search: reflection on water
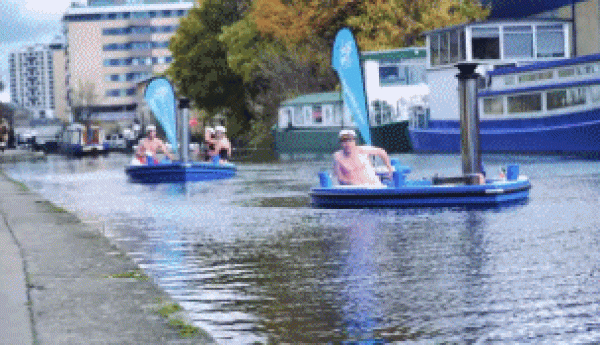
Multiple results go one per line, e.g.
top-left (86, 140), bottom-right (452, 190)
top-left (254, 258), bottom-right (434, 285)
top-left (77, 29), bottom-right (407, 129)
top-left (4, 153), bottom-right (600, 344)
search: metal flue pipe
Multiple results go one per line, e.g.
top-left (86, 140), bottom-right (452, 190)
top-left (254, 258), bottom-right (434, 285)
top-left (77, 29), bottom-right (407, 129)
top-left (456, 63), bottom-right (482, 176)
top-left (178, 97), bottom-right (190, 163)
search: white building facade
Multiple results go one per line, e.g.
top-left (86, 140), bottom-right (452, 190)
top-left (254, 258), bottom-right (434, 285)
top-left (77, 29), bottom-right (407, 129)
top-left (9, 44), bottom-right (58, 119)
top-left (62, 1), bottom-right (193, 123)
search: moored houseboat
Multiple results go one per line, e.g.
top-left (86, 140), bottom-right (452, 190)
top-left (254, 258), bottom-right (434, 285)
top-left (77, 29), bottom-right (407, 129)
top-left (407, 18), bottom-right (598, 154)
top-left (362, 48), bottom-right (429, 153)
top-left (58, 123), bottom-right (109, 156)
top-left (273, 92), bottom-right (355, 160)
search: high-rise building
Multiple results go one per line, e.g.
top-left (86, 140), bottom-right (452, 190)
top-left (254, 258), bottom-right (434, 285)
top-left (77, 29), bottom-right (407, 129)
top-left (9, 43), bottom-right (61, 120)
top-left (62, 1), bottom-right (193, 123)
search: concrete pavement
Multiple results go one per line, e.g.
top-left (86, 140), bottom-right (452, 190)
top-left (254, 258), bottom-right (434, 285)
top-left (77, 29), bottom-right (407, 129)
top-left (0, 170), bottom-right (215, 344)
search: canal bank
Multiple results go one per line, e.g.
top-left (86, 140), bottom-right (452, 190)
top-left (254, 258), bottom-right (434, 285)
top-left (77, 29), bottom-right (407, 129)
top-left (0, 170), bottom-right (215, 344)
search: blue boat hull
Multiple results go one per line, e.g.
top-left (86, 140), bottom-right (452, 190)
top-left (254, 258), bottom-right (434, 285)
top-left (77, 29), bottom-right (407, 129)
top-left (409, 110), bottom-right (600, 155)
top-left (125, 162), bottom-right (236, 183)
top-left (310, 179), bottom-right (531, 208)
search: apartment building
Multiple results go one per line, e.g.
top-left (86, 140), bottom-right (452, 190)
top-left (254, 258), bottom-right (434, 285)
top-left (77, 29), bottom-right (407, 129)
top-left (62, 1), bottom-right (193, 123)
top-left (9, 43), bottom-right (62, 120)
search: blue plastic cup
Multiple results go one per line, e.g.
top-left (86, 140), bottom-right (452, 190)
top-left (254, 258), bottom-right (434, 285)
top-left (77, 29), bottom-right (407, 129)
top-left (212, 155), bottom-right (220, 164)
top-left (318, 171), bottom-right (332, 188)
top-left (507, 164), bottom-right (519, 180)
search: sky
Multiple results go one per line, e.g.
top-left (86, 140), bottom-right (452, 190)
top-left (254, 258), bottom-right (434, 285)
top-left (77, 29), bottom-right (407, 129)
top-left (0, 0), bottom-right (79, 102)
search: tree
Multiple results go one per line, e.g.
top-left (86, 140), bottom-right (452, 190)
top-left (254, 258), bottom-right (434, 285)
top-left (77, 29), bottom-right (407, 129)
top-left (168, 0), bottom-right (252, 139)
top-left (69, 80), bottom-right (98, 124)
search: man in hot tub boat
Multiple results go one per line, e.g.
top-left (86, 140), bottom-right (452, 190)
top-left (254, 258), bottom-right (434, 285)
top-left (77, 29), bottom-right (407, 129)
top-left (132, 125), bottom-right (174, 165)
top-left (333, 129), bottom-right (394, 187)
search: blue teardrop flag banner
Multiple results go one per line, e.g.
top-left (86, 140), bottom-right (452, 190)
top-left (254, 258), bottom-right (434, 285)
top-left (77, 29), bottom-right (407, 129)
top-left (144, 77), bottom-right (177, 152)
top-left (332, 28), bottom-right (371, 145)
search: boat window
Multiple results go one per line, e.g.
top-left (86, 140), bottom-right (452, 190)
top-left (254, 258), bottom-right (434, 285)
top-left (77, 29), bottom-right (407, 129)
top-left (293, 107), bottom-right (303, 125)
top-left (547, 87), bottom-right (586, 110)
top-left (302, 106), bottom-right (311, 125)
top-left (371, 100), bottom-right (393, 125)
top-left (483, 97), bottom-right (504, 115)
top-left (507, 93), bottom-right (542, 113)
top-left (518, 71), bottom-right (553, 83)
top-left (439, 32), bottom-right (449, 64)
top-left (459, 30), bottom-right (466, 61)
top-left (504, 25), bottom-right (533, 59)
top-left (472, 27), bottom-right (500, 60)
top-left (313, 105), bottom-right (323, 124)
top-left (558, 67), bottom-right (576, 78)
top-left (449, 30), bottom-right (460, 63)
top-left (536, 25), bottom-right (565, 58)
top-left (590, 85), bottom-right (600, 103)
top-left (408, 65), bottom-right (427, 84)
top-left (323, 105), bottom-right (335, 125)
top-left (578, 63), bottom-right (600, 75)
top-left (430, 34), bottom-right (440, 66)
top-left (379, 65), bottom-right (407, 85)
top-left (504, 76), bottom-right (516, 86)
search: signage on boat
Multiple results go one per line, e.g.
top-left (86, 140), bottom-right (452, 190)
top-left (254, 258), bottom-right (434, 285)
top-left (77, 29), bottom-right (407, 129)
top-left (144, 77), bottom-right (177, 152)
top-left (332, 28), bottom-right (372, 145)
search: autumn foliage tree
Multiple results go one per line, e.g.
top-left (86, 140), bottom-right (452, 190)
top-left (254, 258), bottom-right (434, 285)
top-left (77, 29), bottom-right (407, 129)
top-left (170, 0), bottom-right (489, 145)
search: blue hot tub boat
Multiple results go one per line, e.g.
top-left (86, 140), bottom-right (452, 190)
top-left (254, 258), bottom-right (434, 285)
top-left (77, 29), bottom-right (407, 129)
top-left (317, 30), bottom-right (531, 209)
top-left (125, 160), bottom-right (236, 184)
top-left (310, 164), bottom-right (531, 208)
top-left (125, 78), bottom-right (237, 184)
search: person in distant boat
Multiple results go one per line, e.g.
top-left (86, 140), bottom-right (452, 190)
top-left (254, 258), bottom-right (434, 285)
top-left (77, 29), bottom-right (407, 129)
top-left (134, 125), bottom-right (174, 164)
top-left (207, 125), bottom-right (231, 163)
top-left (203, 127), bottom-right (216, 161)
top-left (333, 129), bottom-right (394, 186)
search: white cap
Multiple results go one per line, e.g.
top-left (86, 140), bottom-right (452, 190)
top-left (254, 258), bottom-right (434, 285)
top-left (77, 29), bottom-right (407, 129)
top-left (206, 127), bottom-right (215, 133)
top-left (338, 129), bottom-right (356, 139)
top-left (215, 125), bottom-right (226, 133)
top-left (146, 125), bottom-right (156, 132)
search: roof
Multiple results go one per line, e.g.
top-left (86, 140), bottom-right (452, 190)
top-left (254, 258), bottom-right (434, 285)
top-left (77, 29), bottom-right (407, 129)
top-left (361, 48), bottom-right (427, 62)
top-left (423, 17), bottom-right (570, 35)
top-left (484, 0), bottom-right (587, 19)
top-left (281, 92), bottom-right (342, 106)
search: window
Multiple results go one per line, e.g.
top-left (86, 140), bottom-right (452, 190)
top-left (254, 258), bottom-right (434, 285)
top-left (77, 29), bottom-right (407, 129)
top-left (590, 86), bottom-right (600, 103)
top-left (449, 30), bottom-right (460, 63)
top-left (536, 25), bottom-right (565, 58)
top-left (133, 11), bottom-right (149, 19)
top-left (371, 100), bottom-right (393, 125)
top-left (408, 65), bottom-right (426, 84)
top-left (302, 106), bottom-right (312, 124)
top-left (106, 89), bottom-right (120, 97)
top-left (508, 93), bottom-right (542, 113)
top-left (547, 88), bottom-right (586, 110)
top-left (472, 27), bottom-right (500, 60)
top-left (430, 34), bottom-right (440, 66)
top-left (439, 32), bottom-right (449, 64)
top-left (313, 105), bottom-right (323, 124)
top-left (379, 65), bottom-right (407, 85)
top-left (293, 107), bottom-right (303, 125)
top-left (504, 25), bottom-right (533, 59)
top-left (483, 97), bottom-right (504, 115)
top-left (518, 71), bottom-right (553, 83)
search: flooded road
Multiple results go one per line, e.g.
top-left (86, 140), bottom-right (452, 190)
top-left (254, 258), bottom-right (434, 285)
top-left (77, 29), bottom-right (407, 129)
top-left (4, 153), bottom-right (600, 344)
